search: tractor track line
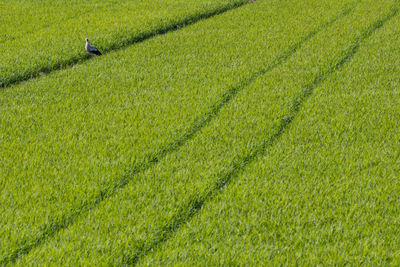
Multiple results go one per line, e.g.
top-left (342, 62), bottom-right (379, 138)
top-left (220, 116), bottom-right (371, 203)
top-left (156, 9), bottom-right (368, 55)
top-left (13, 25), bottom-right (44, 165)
top-left (125, 6), bottom-right (398, 266)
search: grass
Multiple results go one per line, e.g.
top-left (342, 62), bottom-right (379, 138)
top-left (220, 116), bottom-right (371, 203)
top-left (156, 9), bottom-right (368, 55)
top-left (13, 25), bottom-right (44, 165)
top-left (0, 0), bottom-right (247, 88)
top-left (1, 0), bottom-right (399, 265)
top-left (138, 3), bottom-right (400, 266)
top-left (6, 0), bottom-right (398, 265)
top-left (1, 0), bottom-right (359, 264)
top-left (0, 0), bottom-right (124, 43)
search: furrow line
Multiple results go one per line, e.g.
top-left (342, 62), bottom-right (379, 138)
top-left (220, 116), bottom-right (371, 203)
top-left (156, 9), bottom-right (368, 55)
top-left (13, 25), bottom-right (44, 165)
top-left (0, 0), bottom-right (248, 90)
top-left (0, 2), bottom-right (359, 265)
top-left (125, 6), bottom-right (398, 266)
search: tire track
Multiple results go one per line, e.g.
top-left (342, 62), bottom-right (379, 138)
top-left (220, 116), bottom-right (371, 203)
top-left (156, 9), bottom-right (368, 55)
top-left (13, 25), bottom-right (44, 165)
top-left (125, 6), bottom-right (398, 266)
top-left (0, 1), bottom-right (359, 264)
top-left (0, 0), bottom-right (249, 89)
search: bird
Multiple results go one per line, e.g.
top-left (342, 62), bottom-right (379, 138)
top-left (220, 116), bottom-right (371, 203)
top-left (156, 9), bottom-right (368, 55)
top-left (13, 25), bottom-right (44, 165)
top-left (85, 38), bottom-right (102, 56)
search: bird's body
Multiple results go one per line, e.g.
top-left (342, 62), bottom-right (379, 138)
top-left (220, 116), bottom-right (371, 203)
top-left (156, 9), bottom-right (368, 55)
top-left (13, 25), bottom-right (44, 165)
top-left (85, 38), bottom-right (102, 56)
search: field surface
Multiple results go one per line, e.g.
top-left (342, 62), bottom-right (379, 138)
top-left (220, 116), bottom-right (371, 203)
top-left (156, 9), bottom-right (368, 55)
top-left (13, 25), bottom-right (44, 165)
top-left (1, 0), bottom-right (399, 265)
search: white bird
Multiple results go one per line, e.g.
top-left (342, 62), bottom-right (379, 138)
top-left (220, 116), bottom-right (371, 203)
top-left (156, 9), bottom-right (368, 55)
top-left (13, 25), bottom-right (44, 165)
top-left (85, 38), bottom-right (102, 56)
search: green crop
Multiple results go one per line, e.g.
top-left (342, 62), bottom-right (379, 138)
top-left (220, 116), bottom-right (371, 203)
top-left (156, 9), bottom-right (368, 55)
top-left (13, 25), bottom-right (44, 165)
top-left (0, 0), bottom-right (118, 43)
top-left (0, 0), bottom-right (247, 87)
top-left (1, 0), bottom-right (399, 265)
top-left (1, 0), bottom-right (358, 264)
top-left (139, 3), bottom-right (400, 267)
top-left (7, 0), bottom-right (398, 265)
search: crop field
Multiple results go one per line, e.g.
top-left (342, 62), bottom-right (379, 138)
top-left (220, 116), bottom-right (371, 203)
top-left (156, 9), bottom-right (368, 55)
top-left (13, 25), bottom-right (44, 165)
top-left (1, 0), bottom-right (399, 265)
top-left (0, 0), bottom-right (247, 87)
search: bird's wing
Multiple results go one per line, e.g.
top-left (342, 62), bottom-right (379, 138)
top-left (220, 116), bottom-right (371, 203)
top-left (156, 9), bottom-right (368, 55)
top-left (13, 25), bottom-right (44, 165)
top-left (87, 44), bottom-right (100, 53)
top-left (93, 50), bottom-right (102, 56)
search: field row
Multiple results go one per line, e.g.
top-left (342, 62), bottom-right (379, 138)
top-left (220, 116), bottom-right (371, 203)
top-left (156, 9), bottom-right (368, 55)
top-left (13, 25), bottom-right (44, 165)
top-left (1, 0), bottom-right (359, 263)
top-left (0, 0), bottom-right (247, 87)
top-left (0, 0), bottom-right (115, 43)
top-left (2, 0), bottom-right (399, 264)
top-left (140, 8), bottom-right (400, 265)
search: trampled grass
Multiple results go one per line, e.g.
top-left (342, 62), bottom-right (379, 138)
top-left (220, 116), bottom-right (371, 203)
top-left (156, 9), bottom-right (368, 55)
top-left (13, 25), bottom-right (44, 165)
top-left (1, 0), bottom-right (399, 265)
top-left (0, 0), bottom-right (247, 88)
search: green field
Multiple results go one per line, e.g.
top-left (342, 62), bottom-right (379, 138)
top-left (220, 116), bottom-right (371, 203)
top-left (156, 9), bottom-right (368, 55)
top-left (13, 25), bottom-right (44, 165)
top-left (1, 0), bottom-right (400, 265)
top-left (0, 0), bottom-right (247, 87)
